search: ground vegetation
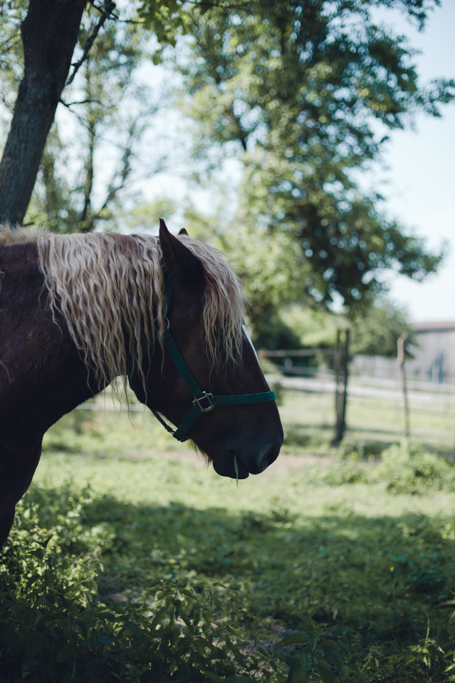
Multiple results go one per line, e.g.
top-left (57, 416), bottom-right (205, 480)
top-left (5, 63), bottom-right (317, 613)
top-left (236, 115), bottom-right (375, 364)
top-left (2, 392), bottom-right (455, 681)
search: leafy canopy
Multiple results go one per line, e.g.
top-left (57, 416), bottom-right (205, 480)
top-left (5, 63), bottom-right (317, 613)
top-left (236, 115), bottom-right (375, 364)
top-left (1, 0), bottom-right (451, 318)
top-left (176, 0), bottom-right (453, 311)
top-left (281, 297), bottom-right (416, 356)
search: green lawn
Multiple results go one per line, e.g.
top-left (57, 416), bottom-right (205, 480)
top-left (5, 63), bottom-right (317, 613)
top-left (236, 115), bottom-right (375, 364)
top-left (278, 388), bottom-right (455, 456)
top-left (2, 390), bottom-right (455, 681)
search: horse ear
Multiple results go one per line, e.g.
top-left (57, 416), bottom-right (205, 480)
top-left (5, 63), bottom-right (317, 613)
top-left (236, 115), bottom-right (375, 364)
top-left (159, 219), bottom-right (203, 285)
top-left (178, 228), bottom-right (188, 236)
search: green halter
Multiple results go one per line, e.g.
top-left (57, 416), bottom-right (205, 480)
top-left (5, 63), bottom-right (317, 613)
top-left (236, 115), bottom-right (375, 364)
top-left (150, 273), bottom-right (276, 442)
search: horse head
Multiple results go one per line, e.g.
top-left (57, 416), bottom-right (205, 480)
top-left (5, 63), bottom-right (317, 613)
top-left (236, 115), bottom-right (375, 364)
top-left (128, 220), bottom-right (283, 479)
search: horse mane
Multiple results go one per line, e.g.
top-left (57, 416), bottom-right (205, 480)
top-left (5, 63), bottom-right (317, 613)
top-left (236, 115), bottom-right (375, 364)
top-left (0, 225), bottom-right (245, 398)
top-left (0, 223), bottom-right (42, 246)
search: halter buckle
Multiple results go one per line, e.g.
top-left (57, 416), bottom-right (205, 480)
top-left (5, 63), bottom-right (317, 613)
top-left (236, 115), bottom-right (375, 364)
top-left (193, 391), bottom-right (215, 413)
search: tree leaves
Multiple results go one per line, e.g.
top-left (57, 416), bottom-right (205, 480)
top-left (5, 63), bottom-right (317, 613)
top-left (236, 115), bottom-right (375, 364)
top-left (0, 487), bottom-right (286, 681)
top-left (316, 660), bottom-right (336, 683)
top-left (176, 0), bottom-right (452, 311)
top-left (286, 654), bottom-right (308, 683)
top-left (137, 0), bottom-right (185, 46)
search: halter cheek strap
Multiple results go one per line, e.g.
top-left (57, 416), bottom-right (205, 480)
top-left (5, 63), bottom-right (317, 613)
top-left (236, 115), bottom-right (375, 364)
top-left (151, 273), bottom-right (276, 442)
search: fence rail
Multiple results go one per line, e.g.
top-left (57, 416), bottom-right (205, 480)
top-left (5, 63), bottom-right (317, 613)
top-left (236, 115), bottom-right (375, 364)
top-left (72, 340), bottom-right (455, 448)
top-left (261, 348), bottom-right (334, 358)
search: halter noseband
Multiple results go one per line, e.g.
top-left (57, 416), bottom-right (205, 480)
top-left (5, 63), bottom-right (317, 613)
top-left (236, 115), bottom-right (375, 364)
top-left (149, 273), bottom-right (276, 442)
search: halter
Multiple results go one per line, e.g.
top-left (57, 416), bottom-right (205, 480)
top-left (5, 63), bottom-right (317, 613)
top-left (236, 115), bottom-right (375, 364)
top-left (149, 273), bottom-right (276, 442)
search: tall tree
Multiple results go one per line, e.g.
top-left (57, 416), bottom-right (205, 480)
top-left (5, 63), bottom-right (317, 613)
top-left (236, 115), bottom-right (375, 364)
top-left (0, 0), bottom-right (192, 226)
top-left (177, 0), bottom-right (454, 312)
top-left (25, 13), bottom-right (167, 233)
top-left (0, 0), bottom-right (88, 224)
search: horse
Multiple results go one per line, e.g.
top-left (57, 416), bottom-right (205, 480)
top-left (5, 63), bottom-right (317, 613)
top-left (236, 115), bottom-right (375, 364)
top-left (0, 220), bottom-right (283, 548)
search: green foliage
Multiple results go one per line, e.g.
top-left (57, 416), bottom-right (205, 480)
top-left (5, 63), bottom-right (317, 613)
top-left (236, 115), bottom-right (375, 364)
top-left (261, 296), bottom-right (414, 357)
top-left (1, 487), bottom-right (284, 682)
top-left (372, 443), bottom-right (455, 494)
top-left (112, 197), bottom-right (179, 233)
top-left (251, 312), bottom-right (303, 351)
top-left (183, 209), bottom-right (313, 331)
top-left (280, 306), bottom-right (340, 350)
top-left (0, 1), bottom-right (169, 234)
top-left (176, 0), bottom-right (452, 311)
top-left (1, 482), bottom-right (351, 683)
top-left (312, 446), bottom-right (369, 486)
top-left (13, 449), bottom-right (455, 683)
top-left (349, 299), bottom-right (417, 357)
top-left (6, 397), bottom-right (455, 680)
top-left (220, 223), bottom-right (311, 328)
top-left (138, 0), bottom-right (186, 48)
top-left (276, 615), bottom-right (350, 682)
top-left (0, 1), bottom-right (27, 109)
top-left (305, 442), bottom-right (455, 493)
top-left (41, 403), bottom-right (184, 455)
top-left (181, 200), bottom-right (315, 344)
top-left (0, 487), bottom-right (102, 605)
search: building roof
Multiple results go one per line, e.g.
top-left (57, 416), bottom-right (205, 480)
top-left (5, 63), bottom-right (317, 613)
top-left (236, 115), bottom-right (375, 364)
top-left (413, 321), bottom-right (455, 332)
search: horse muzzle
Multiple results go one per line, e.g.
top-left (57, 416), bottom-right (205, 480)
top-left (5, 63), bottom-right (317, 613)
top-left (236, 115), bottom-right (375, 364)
top-left (213, 434), bottom-right (282, 479)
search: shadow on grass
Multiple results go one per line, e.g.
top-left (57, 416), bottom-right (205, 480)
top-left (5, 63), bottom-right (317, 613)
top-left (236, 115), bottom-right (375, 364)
top-left (283, 422), bottom-right (334, 449)
top-left (284, 421), bottom-right (400, 452)
top-left (51, 491), bottom-right (452, 662)
top-left (7, 481), bottom-right (455, 679)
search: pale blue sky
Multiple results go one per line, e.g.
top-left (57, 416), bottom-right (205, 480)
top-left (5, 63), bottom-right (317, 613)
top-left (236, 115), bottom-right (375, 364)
top-left (377, 0), bottom-right (455, 321)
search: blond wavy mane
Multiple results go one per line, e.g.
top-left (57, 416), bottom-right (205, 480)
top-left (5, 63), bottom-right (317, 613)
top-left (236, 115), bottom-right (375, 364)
top-left (0, 226), bottom-right (244, 397)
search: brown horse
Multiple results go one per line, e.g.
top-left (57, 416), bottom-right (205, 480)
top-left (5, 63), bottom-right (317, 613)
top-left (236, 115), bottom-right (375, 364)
top-left (0, 220), bottom-right (282, 548)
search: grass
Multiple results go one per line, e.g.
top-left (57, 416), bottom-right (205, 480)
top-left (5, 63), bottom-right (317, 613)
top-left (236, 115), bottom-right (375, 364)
top-left (3, 389), bottom-right (455, 681)
top-left (278, 388), bottom-right (455, 456)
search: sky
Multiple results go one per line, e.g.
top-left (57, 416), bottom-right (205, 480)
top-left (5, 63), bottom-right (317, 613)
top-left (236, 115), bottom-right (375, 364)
top-left (374, 1), bottom-right (455, 322)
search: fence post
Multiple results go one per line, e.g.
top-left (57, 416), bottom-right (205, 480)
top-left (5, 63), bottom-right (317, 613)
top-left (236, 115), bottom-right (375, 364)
top-left (397, 332), bottom-right (410, 440)
top-left (340, 329), bottom-right (350, 439)
top-left (333, 329), bottom-right (350, 444)
top-left (334, 330), bottom-right (341, 442)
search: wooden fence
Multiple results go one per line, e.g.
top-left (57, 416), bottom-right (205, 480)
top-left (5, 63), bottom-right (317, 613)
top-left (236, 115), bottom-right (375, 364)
top-left (260, 330), bottom-right (350, 444)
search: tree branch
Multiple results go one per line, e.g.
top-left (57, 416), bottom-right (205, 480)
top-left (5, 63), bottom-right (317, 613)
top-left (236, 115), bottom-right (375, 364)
top-left (184, 0), bottom-right (251, 8)
top-left (66, 0), bottom-right (116, 87)
top-left (60, 98), bottom-right (104, 107)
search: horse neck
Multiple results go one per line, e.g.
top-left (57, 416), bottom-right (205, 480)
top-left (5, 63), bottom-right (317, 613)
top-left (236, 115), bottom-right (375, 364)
top-left (0, 242), bottom-right (100, 439)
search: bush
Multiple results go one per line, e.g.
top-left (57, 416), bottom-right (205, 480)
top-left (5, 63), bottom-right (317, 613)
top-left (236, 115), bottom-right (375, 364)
top-left (371, 443), bottom-right (455, 494)
top-left (308, 442), bottom-right (455, 493)
top-left (0, 487), bottom-right (301, 682)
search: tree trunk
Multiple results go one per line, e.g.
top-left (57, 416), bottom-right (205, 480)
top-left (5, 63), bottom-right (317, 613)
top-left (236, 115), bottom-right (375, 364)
top-left (0, 0), bottom-right (87, 226)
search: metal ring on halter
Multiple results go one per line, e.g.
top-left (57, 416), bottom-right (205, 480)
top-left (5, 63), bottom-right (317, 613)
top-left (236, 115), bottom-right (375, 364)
top-left (192, 391), bottom-right (215, 413)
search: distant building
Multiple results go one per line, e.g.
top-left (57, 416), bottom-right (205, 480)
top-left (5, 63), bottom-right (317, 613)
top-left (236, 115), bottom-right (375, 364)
top-left (352, 321), bottom-right (455, 384)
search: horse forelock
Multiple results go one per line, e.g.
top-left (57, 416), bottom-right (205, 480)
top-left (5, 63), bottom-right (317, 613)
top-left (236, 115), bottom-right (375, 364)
top-left (179, 234), bottom-right (245, 373)
top-left (6, 228), bottom-right (246, 399)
